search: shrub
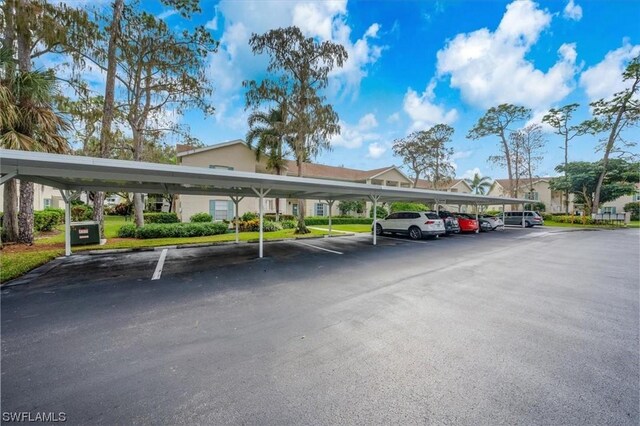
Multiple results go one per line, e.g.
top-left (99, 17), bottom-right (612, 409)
top-left (123, 222), bottom-right (229, 239)
top-left (190, 212), bottom-right (213, 223)
top-left (262, 220), bottom-right (282, 232)
top-left (369, 205), bottom-right (389, 219)
top-left (264, 213), bottom-right (295, 221)
top-left (304, 216), bottom-right (373, 225)
top-left (143, 212), bottom-right (179, 224)
top-left (232, 219), bottom-right (283, 232)
top-left (115, 202), bottom-right (132, 216)
top-left (550, 215), bottom-right (596, 225)
top-left (34, 210), bottom-right (62, 231)
top-left (241, 211), bottom-right (258, 221)
top-left (117, 224), bottom-right (137, 238)
top-left (527, 201), bottom-right (546, 212)
top-left (389, 202), bottom-right (429, 213)
top-left (280, 219), bottom-right (297, 229)
top-left (104, 205), bottom-right (115, 215)
top-left (484, 209), bottom-right (502, 216)
top-left (71, 204), bottom-right (93, 221)
top-left (624, 201), bottom-right (640, 220)
top-left (44, 207), bottom-right (65, 223)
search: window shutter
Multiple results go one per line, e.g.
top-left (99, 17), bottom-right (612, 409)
top-left (209, 200), bottom-right (216, 217)
top-left (227, 201), bottom-right (234, 220)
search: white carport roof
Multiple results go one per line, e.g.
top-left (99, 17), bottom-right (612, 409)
top-left (0, 149), bottom-right (526, 206)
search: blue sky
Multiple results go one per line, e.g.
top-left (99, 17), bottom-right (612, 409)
top-left (71, 0), bottom-right (640, 180)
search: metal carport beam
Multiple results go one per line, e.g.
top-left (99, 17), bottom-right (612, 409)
top-left (0, 171), bottom-right (17, 185)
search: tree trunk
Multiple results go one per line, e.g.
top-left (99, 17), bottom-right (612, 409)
top-left (133, 193), bottom-right (144, 227)
top-left (295, 156), bottom-right (309, 234)
top-left (500, 130), bottom-right (514, 197)
top-left (93, 0), bottom-right (124, 238)
top-left (16, 0), bottom-right (33, 244)
top-left (17, 181), bottom-right (34, 244)
top-left (564, 135), bottom-right (569, 214)
top-left (2, 180), bottom-right (19, 242)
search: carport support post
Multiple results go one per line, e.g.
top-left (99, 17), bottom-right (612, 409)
top-left (60, 189), bottom-right (78, 257)
top-left (230, 195), bottom-right (244, 244)
top-left (369, 195), bottom-right (380, 246)
top-left (502, 204), bottom-right (505, 225)
top-left (326, 199), bottom-right (335, 236)
top-left (251, 188), bottom-right (271, 258)
top-left (475, 204), bottom-right (479, 234)
top-left (521, 203), bottom-right (526, 228)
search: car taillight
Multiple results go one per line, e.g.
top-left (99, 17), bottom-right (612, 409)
top-left (425, 220), bottom-right (435, 224)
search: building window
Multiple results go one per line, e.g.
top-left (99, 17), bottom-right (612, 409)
top-left (633, 192), bottom-right (640, 202)
top-left (292, 203), bottom-right (299, 216)
top-left (602, 206), bottom-right (616, 214)
top-left (264, 199), bottom-right (274, 212)
top-left (209, 165), bottom-right (234, 170)
top-left (315, 203), bottom-right (327, 216)
top-left (525, 191), bottom-right (539, 200)
top-left (43, 198), bottom-right (52, 209)
top-left (209, 200), bottom-right (234, 221)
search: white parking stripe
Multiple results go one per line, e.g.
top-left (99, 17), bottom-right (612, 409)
top-left (378, 235), bottom-right (433, 244)
top-left (151, 249), bottom-right (168, 280)
top-left (295, 241), bottom-right (343, 254)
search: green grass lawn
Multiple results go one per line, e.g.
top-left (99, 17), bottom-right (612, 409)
top-left (0, 249), bottom-right (64, 283)
top-left (543, 219), bottom-right (639, 229)
top-left (312, 224), bottom-right (371, 233)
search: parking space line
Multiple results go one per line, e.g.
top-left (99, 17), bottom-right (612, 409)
top-left (295, 241), bottom-right (343, 254)
top-left (378, 236), bottom-right (433, 244)
top-left (151, 249), bottom-right (168, 280)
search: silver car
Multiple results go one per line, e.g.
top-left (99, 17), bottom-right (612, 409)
top-left (479, 215), bottom-right (505, 231)
top-left (503, 211), bottom-right (544, 227)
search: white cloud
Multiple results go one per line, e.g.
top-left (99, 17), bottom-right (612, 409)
top-left (157, 9), bottom-right (178, 20)
top-left (205, 6), bottom-right (219, 31)
top-left (451, 150), bottom-right (473, 160)
top-left (461, 167), bottom-right (483, 180)
top-left (563, 0), bottom-right (583, 21)
top-left (579, 41), bottom-right (640, 101)
top-left (331, 113), bottom-right (380, 149)
top-left (367, 142), bottom-right (386, 159)
top-left (403, 80), bottom-right (458, 132)
top-left (387, 112), bottom-right (400, 123)
top-left (436, 0), bottom-right (578, 110)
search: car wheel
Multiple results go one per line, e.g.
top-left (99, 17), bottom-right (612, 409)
top-left (408, 226), bottom-right (422, 240)
top-left (375, 224), bottom-right (383, 235)
top-left (525, 221), bottom-right (531, 228)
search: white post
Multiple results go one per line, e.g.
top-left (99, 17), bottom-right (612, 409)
top-left (326, 200), bottom-right (335, 237)
top-left (502, 204), bottom-right (505, 227)
top-left (252, 188), bottom-right (271, 258)
top-left (230, 195), bottom-right (244, 244)
top-left (522, 203), bottom-right (526, 228)
top-left (60, 190), bottom-right (72, 256)
top-left (475, 204), bottom-right (479, 234)
top-left (369, 195), bottom-right (380, 246)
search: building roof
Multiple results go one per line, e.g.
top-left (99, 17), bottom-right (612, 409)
top-left (176, 139), bottom-right (246, 158)
top-left (492, 177), bottom-right (556, 192)
top-left (284, 161), bottom-right (405, 182)
top-left (415, 178), bottom-right (470, 191)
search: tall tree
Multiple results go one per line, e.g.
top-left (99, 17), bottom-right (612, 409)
top-left (246, 107), bottom-right (291, 221)
top-left (550, 160), bottom-right (639, 215)
top-left (113, 7), bottom-right (216, 227)
top-left (581, 55), bottom-right (640, 212)
top-left (423, 124), bottom-right (455, 189)
top-left (467, 104), bottom-right (531, 196)
top-left (244, 26), bottom-right (347, 233)
top-left (92, 0), bottom-right (123, 238)
top-left (542, 103), bottom-right (585, 212)
top-left (393, 131), bottom-right (431, 187)
top-left (514, 123), bottom-right (546, 192)
top-left (465, 173), bottom-right (492, 195)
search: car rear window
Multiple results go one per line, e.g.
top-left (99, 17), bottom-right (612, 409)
top-left (425, 212), bottom-right (439, 219)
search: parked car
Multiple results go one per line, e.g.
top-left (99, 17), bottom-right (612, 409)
top-left (503, 211), bottom-right (544, 227)
top-left (479, 214), bottom-right (504, 231)
top-left (375, 211), bottom-right (446, 240)
top-left (435, 210), bottom-right (461, 234)
top-left (452, 213), bottom-right (479, 233)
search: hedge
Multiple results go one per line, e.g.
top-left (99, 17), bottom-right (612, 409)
top-left (232, 219), bottom-right (282, 232)
top-left (143, 212), bottom-right (179, 224)
top-left (389, 202), bottom-right (429, 213)
top-left (118, 222), bottom-right (228, 239)
top-left (34, 209), bottom-right (64, 232)
top-left (264, 213), bottom-right (296, 221)
top-left (190, 212), bottom-right (213, 223)
top-left (549, 215), bottom-right (596, 225)
top-left (303, 216), bottom-right (373, 225)
top-left (71, 204), bottom-right (93, 221)
top-left (624, 202), bottom-right (640, 221)
top-left (369, 206), bottom-right (389, 219)
top-left (280, 219), bottom-right (297, 229)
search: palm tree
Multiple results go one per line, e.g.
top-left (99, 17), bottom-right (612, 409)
top-left (246, 107), bottom-right (291, 221)
top-left (465, 172), bottom-right (492, 195)
top-left (0, 48), bottom-right (70, 244)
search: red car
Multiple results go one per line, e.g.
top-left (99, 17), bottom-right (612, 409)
top-left (453, 213), bottom-right (479, 232)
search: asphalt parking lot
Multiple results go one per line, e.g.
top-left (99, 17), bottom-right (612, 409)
top-left (2, 227), bottom-right (639, 425)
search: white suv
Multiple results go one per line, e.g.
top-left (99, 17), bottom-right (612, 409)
top-left (374, 211), bottom-right (446, 240)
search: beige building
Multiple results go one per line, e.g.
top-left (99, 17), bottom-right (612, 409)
top-left (488, 178), bottom-right (639, 213)
top-left (176, 140), bottom-right (475, 221)
top-left (0, 181), bottom-right (67, 210)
